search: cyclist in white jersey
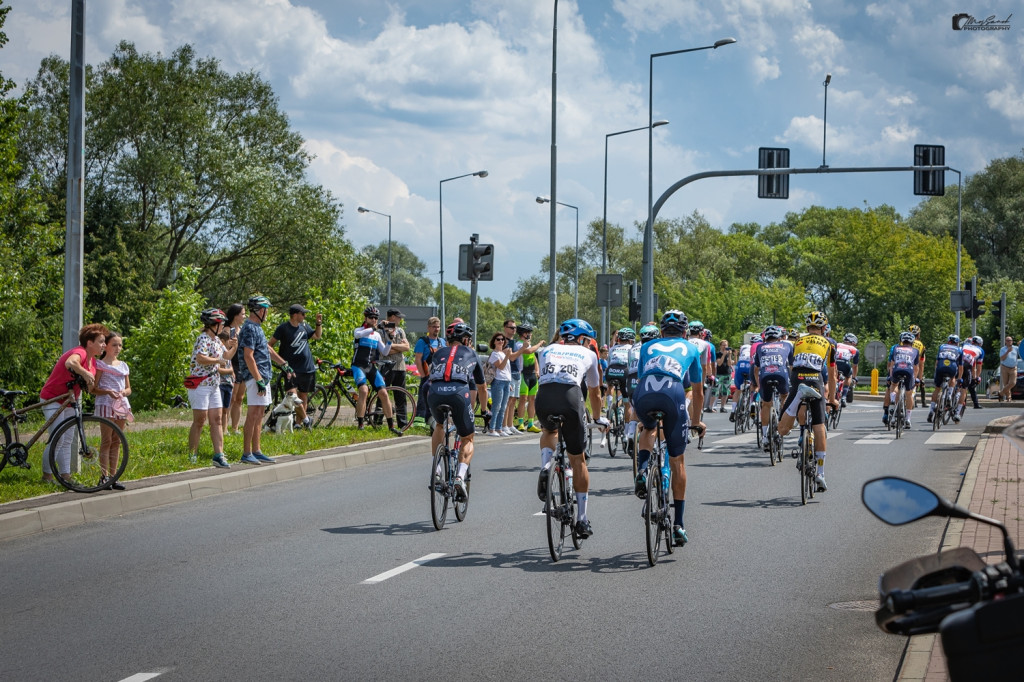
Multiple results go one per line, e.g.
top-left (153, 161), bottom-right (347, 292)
top-left (687, 321), bottom-right (714, 412)
top-left (535, 319), bottom-right (608, 539)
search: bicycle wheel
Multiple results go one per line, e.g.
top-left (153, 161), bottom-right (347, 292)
top-left (430, 443), bottom-right (450, 530)
top-left (307, 385), bottom-right (330, 427)
top-left (546, 461), bottom-right (568, 562)
top-left (941, 391), bottom-right (953, 425)
top-left (644, 454), bottom-right (664, 566)
top-left (799, 423), bottom-right (811, 505)
top-left (321, 386), bottom-right (344, 427)
top-left (0, 419), bottom-right (11, 474)
top-left (734, 400), bottom-right (742, 435)
top-left (48, 415), bottom-right (128, 493)
top-left (454, 462), bottom-right (470, 522)
top-left (606, 404), bottom-right (619, 457)
top-left (894, 398), bottom-right (904, 439)
top-left (366, 386), bottom-right (415, 432)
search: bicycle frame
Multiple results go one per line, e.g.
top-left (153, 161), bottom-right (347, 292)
top-left (2, 391), bottom-right (80, 453)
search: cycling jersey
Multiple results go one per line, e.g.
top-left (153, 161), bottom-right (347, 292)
top-left (353, 325), bottom-right (391, 369)
top-left (427, 344), bottom-right (486, 386)
top-left (633, 337), bottom-right (702, 457)
top-left (688, 336), bottom-right (712, 368)
top-left (754, 340), bottom-right (795, 379)
top-left (737, 344), bottom-right (752, 363)
top-left (626, 342), bottom-right (643, 396)
top-left (961, 343), bottom-right (982, 370)
top-left (835, 342), bottom-right (859, 366)
top-left (639, 337), bottom-right (702, 385)
top-left (934, 343), bottom-right (963, 372)
top-left (606, 344), bottom-right (631, 379)
top-left (792, 333), bottom-right (835, 376)
top-left (537, 343), bottom-right (602, 388)
top-left (888, 344), bottom-right (921, 373)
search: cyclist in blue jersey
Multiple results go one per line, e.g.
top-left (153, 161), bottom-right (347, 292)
top-left (632, 310), bottom-right (704, 546)
top-left (883, 332), bottom-right (921, 427)
top-left (927, 334), bottom-right (964, 424)
top-left (352, 305), bottom-right (402, 435)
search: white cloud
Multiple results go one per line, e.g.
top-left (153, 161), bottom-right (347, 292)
top-left (986, 84), bottom-right (1024, 125)
top-left (792, 24), bottom-right (845, 74)
top-left (753, 55), bottom-right (780, 82)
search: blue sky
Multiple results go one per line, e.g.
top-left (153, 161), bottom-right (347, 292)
top-left (7, 1), bottom-right (1022, 303)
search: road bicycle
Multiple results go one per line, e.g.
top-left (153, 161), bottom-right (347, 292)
top-left (886, 378), bottom-right (909, 439)
top-left (827, 391), bottom-right (843, 430)
top-left (0, 379), bottom-right (129, 493)
top-left (312, 359), bottom-right (413, 432)
top-left (639, 409), bottom-right (675, 566)
top-left (603, 392), bottom-right (626, 457)
top-left (794, 385), bottom-right (819, 505)
top-left (429, 406), bottom-right (470, 530)
top-left (932, 377), bottom-right (958, 431)
top-left (544, 415), bottom-right (583, 562)
top-left (766, 393), bottom-right (784, 466)
top-left (734, 381), bottom-right (752, 435)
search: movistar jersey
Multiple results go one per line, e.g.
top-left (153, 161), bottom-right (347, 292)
top-left (638, 337), bottom-right (702, 386)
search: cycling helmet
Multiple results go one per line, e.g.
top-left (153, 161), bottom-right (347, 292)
top-left (702, 329), bottom-right (712, 342)
top-left (823, 323), bottom-right (832, 335)
top-left (200, 308), bottom-right (228, 327)
top-left (909, 324), bottom-right (921, 335)
top-left (763, 325), bottom-right (782, 341)
top-left (788, 327), bottom-right (799, 338)
top-left (247, 295), bottom-right (271, 311)
top-left (558, 318), bottom-right (595, 342)
top-left (516, 323), bottom-right (534, 334)
top-left (639, 324), bottom-right (660, 342)
top-left (805, 310), bottom-right (828, 328)
top-left (843, 333), bottom-right (858, 345)
top-left (446, 322), bottom-right (473, 342)
top-left (947, 334), bottom-right (961, 345)
top-left (363, 305), bottom-right (380, 318)
top-left (900, 331), bottom-right (915, 344)
top-left (972, 335), bottom-right (983, 346)
top-left (661, 310), bottom-right (689, 334)
top-left (687, 320), bottom-right (704, 335)
top-left (617, 327), bottom-right (636, 343)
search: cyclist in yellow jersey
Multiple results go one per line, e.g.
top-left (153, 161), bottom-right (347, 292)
top-left (909, 324), bottom-right (926, 403)
top-left (777, 311), bottom-right (839, 492)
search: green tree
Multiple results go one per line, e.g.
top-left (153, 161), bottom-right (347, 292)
top-left (360, 241), bottom-right (434, 307)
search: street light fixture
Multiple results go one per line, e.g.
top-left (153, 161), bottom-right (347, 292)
top-left (537, 197), bottom-right (580, 317)
top-left (643, 37), bottom-right (736, 322)
top-left (357, 206), bottom-right (392, 306)
top-left (439, 170), bottom-right (488, 324)
top-left (603, 119), bottom-right (668, 344)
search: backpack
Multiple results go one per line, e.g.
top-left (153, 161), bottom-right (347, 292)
top-left (483, 357), bottom-right (497, 384)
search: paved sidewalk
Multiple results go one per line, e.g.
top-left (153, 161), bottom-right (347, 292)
top-left (897, 414), bottom-right (1024, 681)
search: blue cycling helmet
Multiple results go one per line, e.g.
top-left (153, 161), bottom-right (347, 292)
top-left (559, 318), bottom-right (595, 341)
top-left (661, 310), bottom-right (689, 334)
top-left (947, 334), bottom-right (960, 345)
top-left (900, 331), bottom-right (915, 344)
top-left (639, 324), bottom-right (660, 342)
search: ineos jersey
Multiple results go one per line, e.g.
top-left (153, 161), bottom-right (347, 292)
top-left (353, 325), bottom-right (391, 368)
top-left (538, 343), bottom-right (601, 388)
top-left (888, 344), bottom-right (920, 373)
top-left (835, 342), bottom-right (859, 365)
top-left (639, 337), bottom-right (702, 385)
top-left (428, 345), bottom-right (485, 386)
top-left (935, 343), bottom-right (963, 370)
top-left (753, 341), bottom-right (794, 378)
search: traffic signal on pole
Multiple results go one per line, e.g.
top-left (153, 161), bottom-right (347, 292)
top-left (757, 147), bottom-right (790, 199)
top-left (470, 243), bottom-right (493, 281)
top-left (970, 297), bottom-right (985, 319)
top-left (628, 281), bottom-right (640, 322)
top-left (990, 297), bottom-right (1002, 320)
top-left (913, 144), bottom-right (945, 196)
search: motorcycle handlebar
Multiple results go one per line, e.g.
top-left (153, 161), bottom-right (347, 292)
top-left (886, 579), bottom-right (981, 615)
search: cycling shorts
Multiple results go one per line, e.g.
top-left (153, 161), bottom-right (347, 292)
top-left (352, 365), bottom-right (385, 390)
top-left (933, 367), bottom-right (958, 388)
top-left (608, 375), bottom-right (629, 396)
top-left (626, 373), bottom-right (639, 398)
top-left (520, 373), bottom-right (539, 396)
top-left (632, 375), bottom-right (690, 458)
top-left (835, 361), bottom-right (852, 380)
top-left (536, 383), bottom-right (588, 455)
top-left (605, 364), bottom-right (628, 381)
top-left (732, 362), bottom-right (751, 390)
top-left (427, 383), bottom-right (476, 437)
top-left (888, 370), bottom-right (915, 391)
top-left (758, 374), bottom-right (789, 402)
top-left (782, 375), bottom-right (826, 426)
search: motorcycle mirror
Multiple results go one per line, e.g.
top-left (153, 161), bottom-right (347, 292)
top-left (862, 477), bottom-right (945, 525)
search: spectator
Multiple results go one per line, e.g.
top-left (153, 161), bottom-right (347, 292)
top-left (380, 308), bottom-right (412, 428)
top-left (1000, 335), bottom-right (1018, 402)
top-left (352, 306), bottom-right (403, 435)
top-left (216, 328), bottom-right (237, 429)
top-left (511, 323), bottom-right (545, 431)
top-left (413, 317), bottom-right (447, 427)
top-left (269, 303), bottom-right (323, 428)
top-left (39, 323), bottom-right (109, 484)
top-left (188, 309), bottom-right (234, 467)
top-left (93, 331), bottom-right (133, 490)
top-left (224, 303), bottom-right (247, 435)
top-left (486, 331), bottom-right (512, 436)
top-left (238, 296), bottom-right (291, 463)
top-left (715, 339), bottom-right (734, 412)
top-left (501, 319), bottom-right (525, 434)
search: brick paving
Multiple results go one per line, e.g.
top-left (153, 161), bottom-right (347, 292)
top-left (898, 415), bottom-right (1023, 681)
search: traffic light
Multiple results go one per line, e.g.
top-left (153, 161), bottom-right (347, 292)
top-left (990, 297), bottom-right (1002, 321)
top-left (457, 236), bottom-right (494, 281)
top-left (758, 147), bottom-right (790, 199)
top-left (628, 281), bottom-right (640, 322)
top-left (913, 144), bottom-right (945, 196)
top-left (969, 297), bottom-right (985, 319)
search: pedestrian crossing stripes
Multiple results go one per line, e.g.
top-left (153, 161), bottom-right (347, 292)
top-left (925, 432), bottom-right (966, 445)
top-left (854, 433), bottom-right (895, 445)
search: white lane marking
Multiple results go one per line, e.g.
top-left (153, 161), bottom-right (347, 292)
top-left (118, 673), bottom-right (166, 682)
top-left (534, 510), bottom-right (546, 516)
top-left (363, 553), bottom-right (445, 584)
top-left (926, 432), bottom-right (966, 445)
top-left (855, 434), bottom-right (896, 445)
top-left (714, 433), bottom-right (757, 445)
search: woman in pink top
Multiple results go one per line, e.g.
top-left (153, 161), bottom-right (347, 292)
top-left (40, 323), bottom-right (109, 483)
top-left (93, 332), bottom-right (133, 490)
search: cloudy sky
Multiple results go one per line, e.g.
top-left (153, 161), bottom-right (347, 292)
top-left (6, 0), bottom-right (1022, 302)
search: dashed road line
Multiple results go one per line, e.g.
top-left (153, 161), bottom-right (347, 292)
top-left (363, 553), bottom-right (445, 584)
top-left (119, 671), bottom-right (169, 682)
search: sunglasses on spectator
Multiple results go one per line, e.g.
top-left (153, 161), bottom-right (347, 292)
top-left (495, 337), bottom-right (505, 341)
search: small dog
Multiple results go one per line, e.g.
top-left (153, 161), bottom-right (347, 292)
top-left (270, 392), bottom-right (303, 433)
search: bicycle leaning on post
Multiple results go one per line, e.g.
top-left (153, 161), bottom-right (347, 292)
top-left (0, 377), bottom-right (129, 493)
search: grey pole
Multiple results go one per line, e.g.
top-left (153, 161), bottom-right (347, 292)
top-left (548, 0), bottom-right (559, 338)
top-left (438, 171), bottom-right (488, 324)
top-left (602, 121), bottom-right (668, 345)
top-left (357, 207), bottom-right (393, 306)
top-left (643, 38), bottom-right (735, 323)
top-left (821, 73), bottom-right (831, 168)
top-left (469, 233), bottom-right (480, 343)
top-left (63, 0), bottom-right (86, 352)
top-left (953, 169), bottom-right (963, 337)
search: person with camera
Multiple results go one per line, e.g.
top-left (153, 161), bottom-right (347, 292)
top-left (352, 306), bottom-right (404, 435)
top-left (269, 304), bottom-right (323, 429)
top-left (380, 309), bottom-right (412, 428)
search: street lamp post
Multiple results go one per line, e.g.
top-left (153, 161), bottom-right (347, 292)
top-left (603, 120), bottom-right (668, 344)
top-left (357, 207), bottom-right (392, 306)
top-left (439, 170), bottom-right (488, 324)
top-left (537, 197), bottom-right (579, 317)
top-left (643, 37), bottom-right (736, 323)
top-left (548, 0), bottom-right (559, 340)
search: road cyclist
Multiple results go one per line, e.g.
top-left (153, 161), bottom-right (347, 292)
top-left (426, 322), bottom-right (487, 504)
top-left (927, 334), bottom-right (964, 425)
top-left (909, 324), bottom-right (928, 408)
top-left (957, 336), bottom-right (985, 419)
top-left (632, 310), bottom-right (705, 547)
top-left (687, 321), bottom-right (714, 413)
top-left (534, 318), bottom-right (608, 539)
top-left (776, 311), bottom-right (839, 493)
top-left (751, 325), bottom-right (793, 458)
top-left (728, 340), bottom-right (751, 423)
top-left (624, 324), bottom-right (659, 457)
top-left (835, 333), bottom-right (860, 405)
top-left (883, 332), bottom-right (921, 430)
top-left (603, 327), bottom-right (634, 452)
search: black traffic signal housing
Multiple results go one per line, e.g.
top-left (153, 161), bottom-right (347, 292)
top-left (458, 236), bottom-right (494, 281)
top-left (914, 144), bottom-right (945, 196)
top-left (969, 296), bottom-right (985, 319)
top-left (758, 147), bottom-right (790, 199)
top-left (989, 297), bottom-right (1002, 321)
top-left (628, 281), bottom-right (640, 322)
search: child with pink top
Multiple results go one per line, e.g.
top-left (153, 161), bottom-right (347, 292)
top-left (93, 332), bottom-right (133, 490)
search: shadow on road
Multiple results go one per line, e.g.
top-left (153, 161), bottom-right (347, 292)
top-left (420, 547), bottom-right (658, 574)
top-left (703, 496), bottom-right (809, 509)
top-left (321, 521), bottom-right (435, 536)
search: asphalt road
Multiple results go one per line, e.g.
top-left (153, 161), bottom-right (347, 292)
top-left (1, 403), bottom-right (1010, 681)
